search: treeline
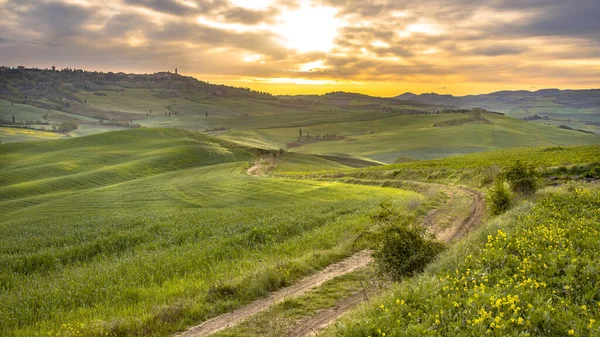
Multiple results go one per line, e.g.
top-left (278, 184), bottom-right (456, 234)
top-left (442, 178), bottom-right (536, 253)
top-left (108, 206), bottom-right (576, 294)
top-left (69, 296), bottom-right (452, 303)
top-left (559, 124), bottom-right (595, 135)
top-left (522, 114), bottom-right (550, 121)
top-left (0, 121), bottom-right (78, 133)
top-left (433, 116), bottom-right (493, 127)
top-left (98, 120), bottom-right (142, 128)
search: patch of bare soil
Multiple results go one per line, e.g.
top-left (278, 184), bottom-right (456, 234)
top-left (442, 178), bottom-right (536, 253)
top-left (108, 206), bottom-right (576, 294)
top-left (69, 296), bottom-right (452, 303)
top-left (247, 156), bottom-right (276, 176)
top-left (175, 251), bottom-right (373, 337)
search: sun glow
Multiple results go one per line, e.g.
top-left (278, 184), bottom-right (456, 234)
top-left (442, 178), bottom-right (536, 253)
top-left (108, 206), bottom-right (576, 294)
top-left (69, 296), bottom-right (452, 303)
top-left (274, 4), bottom-right (343, 53)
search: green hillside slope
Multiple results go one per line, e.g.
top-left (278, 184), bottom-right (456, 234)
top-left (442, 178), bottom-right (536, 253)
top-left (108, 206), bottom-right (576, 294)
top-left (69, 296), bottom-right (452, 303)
top-left (222, 113), bottom-right (600, 163)
top-left (0, 128), bottom-right (422, 337)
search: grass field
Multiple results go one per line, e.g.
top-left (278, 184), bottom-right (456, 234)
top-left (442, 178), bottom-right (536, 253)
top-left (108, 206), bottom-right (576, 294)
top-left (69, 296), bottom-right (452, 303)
top-left (0, 126), bottom-right (64, 143)
top-left (324, 185), bottom-right (600, 337)
top-left (281, 145), bottom-right (600, 188)
top-left (0, 128), bottom-right (424, 337)
top-left (222, 112), bottom-right (600, 163)
top-left (5, 92), bottom-right (599, 165)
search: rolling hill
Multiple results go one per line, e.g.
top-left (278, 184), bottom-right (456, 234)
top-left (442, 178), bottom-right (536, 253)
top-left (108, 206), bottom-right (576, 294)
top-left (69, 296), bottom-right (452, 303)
top-left (221, 111), bottom-right (600, 163)
top-left (0, 128), bottom-right (424, 337)
top-left (394, 89), bottom-right (600, 133)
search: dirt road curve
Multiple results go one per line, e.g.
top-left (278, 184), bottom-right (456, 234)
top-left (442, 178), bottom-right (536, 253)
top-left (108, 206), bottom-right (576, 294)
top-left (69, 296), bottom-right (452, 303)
top-left (175, 186), bottom-right (486, 337)
top-left (283, 187), bottom-right (486, 337)
top-left (176, 251), bottom-right (372, 337)
top-left (436, 187), bottom-right (486, 243)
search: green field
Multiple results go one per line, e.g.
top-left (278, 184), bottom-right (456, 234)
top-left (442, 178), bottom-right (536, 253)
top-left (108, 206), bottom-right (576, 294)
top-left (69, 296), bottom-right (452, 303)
top-left (5, 87), bottom-right (600, 166)
top-left (0, 126), bottom-right (64, 143)
top-left (223, 112), bottom-right (600, 163)
top-left (3, 70), bottom-right (600, 337)
top-left (0, 128), bottom-right (424, 337)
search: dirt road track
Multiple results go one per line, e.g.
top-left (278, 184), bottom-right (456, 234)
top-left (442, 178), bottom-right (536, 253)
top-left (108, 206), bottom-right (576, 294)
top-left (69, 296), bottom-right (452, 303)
top-left (176, 251), bottom-right (372, 337)
top-left (282, 187), bottom-right (486, 337)
top-left (175, 186), bottom-right (486, 337)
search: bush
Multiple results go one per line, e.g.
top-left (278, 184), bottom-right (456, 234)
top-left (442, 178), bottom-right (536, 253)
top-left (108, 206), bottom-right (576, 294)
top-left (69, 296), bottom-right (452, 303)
top-left (487, 179), bottom-right (512, 215)
top-left (504, 160), bottom-right (538, 195)
top-left (58, 121), bottom-right (78, 133)
top-left (371, 202), bottom-right (444, 281)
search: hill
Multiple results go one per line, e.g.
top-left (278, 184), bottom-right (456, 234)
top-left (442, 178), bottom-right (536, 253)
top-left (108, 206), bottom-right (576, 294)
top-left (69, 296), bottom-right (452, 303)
top-left (0, 128), bottom-right (423, 337)
top-left (0, 68), bottom-right (438, 143)
top-left (394, 89), bottom-right (600, 133)
top-left (222, 111), bottom-right (600, 163)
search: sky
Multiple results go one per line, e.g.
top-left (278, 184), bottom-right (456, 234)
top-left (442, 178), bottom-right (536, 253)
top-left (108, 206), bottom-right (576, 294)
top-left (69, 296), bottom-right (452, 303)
top-left (0, 0), bottom-right (599, 96)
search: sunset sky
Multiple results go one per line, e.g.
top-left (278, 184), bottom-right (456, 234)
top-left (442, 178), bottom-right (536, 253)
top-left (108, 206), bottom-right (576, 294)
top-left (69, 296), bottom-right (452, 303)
top-left (1, 0), bottom-right (599, 96)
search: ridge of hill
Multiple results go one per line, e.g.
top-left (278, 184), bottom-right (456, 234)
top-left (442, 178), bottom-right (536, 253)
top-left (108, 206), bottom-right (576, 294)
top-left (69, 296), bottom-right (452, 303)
top-left (394, 89), bottom-right (600, 131)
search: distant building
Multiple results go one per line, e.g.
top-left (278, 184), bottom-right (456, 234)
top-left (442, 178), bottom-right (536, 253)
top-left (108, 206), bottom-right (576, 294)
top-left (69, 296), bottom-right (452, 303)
top-left (0, 66), bottom-right (7, 72)
top-left (17, 66), bottom-right (25, 70)
top-left (52, 66), bottom-right (55, 71)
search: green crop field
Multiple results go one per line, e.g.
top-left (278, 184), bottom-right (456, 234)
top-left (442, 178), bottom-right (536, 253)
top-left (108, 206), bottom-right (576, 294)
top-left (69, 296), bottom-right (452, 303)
top-left (0, 128), bottom-right (424, 337)
top-left (222, 112), bottom-right (600, 163)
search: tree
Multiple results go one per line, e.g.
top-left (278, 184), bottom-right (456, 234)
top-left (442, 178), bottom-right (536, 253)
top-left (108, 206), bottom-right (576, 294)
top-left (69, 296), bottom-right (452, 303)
top-left (299, 128), bottom-right (302, 139)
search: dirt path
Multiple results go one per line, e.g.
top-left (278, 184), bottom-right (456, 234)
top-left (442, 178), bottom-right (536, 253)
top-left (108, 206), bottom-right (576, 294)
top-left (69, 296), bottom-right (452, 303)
top-left (176, 185), bottom-right (486, 337)
top-left (176, 251), bottom-right (372, 337)
top-left (283, 187), bottom-right (486, 337)
top-left (436, 187), bottom-right (486, 243)
top-left (285, 291), bottom-right (367, 337)
top-left (247, 156), bottom-right (276, 176)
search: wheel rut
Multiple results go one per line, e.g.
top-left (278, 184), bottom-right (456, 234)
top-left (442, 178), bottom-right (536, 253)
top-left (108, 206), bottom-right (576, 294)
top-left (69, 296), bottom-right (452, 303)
top-left (176, 251), bottom-right (372, 337)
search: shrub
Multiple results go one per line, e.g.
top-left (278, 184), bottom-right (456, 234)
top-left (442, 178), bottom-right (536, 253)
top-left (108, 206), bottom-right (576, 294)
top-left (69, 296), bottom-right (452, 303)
top-left (487, 179), bottom-right (512, 215)
top-left (371, 202), bottom-right (444, 281)
top-left (373, 223), bottom-right (444, 281)
top-left (504, 160), bottom-right (538, 195)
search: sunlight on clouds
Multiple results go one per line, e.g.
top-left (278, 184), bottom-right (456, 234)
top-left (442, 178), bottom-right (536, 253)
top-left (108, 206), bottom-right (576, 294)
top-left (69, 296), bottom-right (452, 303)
top-left (404, 22), bottom-right (444, 36)
top-left (274, 3), bottom-right (344, 52)
top-left (125, 30), bottom-right (147, 47)
top-left (422, 48), bottom-right (439, 55)
top-left (298, 60), bottom-right (328, 72)
top-left (371, 41), bottom-right (390, 48)
top-left (196, 17), bottom-right (257, 32)
top-left (3, 0), bottom-right (599, 96)
top-left (391, 10), bottom-right (410, 18)
top-left (242, 54), bottom-right (263, 62)
top-left (175, 0), bottom-right (198, 8)
top-left (264, 77), bottom-right (339, 85)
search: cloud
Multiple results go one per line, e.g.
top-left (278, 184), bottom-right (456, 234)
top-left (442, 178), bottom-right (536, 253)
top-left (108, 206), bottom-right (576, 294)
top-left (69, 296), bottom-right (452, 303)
top-left (0, 0), bottom-right (598, 94)
top-left (221, 7), bottom-right (279, 25)
top-left (21, 1), bottom-right (95, 39)
top-left (471, 45), bottom-right (529, 57)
